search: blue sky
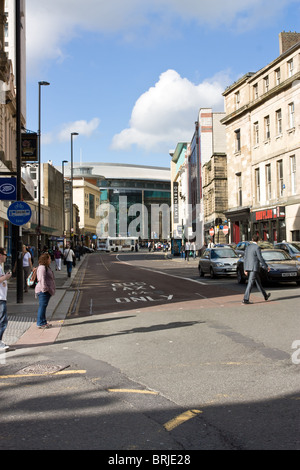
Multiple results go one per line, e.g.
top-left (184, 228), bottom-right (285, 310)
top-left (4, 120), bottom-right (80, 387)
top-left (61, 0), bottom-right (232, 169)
top-left (25, 0), bottom-right (300, 169)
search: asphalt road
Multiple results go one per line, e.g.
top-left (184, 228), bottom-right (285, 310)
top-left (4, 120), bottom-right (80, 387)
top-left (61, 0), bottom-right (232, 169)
top-left (0, 251), bottom-right (299, 451)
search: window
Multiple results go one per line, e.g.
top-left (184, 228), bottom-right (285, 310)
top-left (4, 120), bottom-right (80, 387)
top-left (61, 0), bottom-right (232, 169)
top-left (288, 102), bottom-right (295, 128)
top-left (265, 164), bottom-right (271, 200)
top-left (288, 59), bottom-right (294, 77)
top-left (277, 160), bottom-right (284, 197)
top-left (290, 155), bottom-right (296, 195)
top-left (254, 121), bottom-right (259, 145)
top-left (275, 68), bottom-right (281, 85)
top-left (264, 116), bottom-right (270, 140)
top-left (255, 168), bottom-right (260, 203)
top-left (235, 91), bottom-right (240, 109)
top-left (235, 129), bottom-right (241, 152)
top-left (236, 173), bottom-right (242, 206)
top-left (276, 109), bottom-right (282, 134)
top-left (253, 84), bottom-right (258, 100)
top-left (264, 76), bottom-right (269, 93)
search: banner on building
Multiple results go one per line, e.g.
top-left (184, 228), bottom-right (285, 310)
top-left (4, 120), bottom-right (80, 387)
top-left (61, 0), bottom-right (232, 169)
top-left (173, 182), bottom-right (179, 224)
top-left (21, 133), bottom-right (38, 162)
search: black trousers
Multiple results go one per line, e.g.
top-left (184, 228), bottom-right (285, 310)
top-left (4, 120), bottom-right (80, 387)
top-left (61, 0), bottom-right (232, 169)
top-left (244, 271), bottom-right (267, 301)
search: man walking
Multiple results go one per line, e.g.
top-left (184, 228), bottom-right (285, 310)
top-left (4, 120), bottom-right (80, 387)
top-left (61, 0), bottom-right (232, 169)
top-left (242, 234), bottom-right (271, 304)
top-left (0, 248), bottom-right (12, 352)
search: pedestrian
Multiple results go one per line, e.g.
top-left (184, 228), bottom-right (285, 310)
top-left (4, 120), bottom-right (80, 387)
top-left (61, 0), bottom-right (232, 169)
top-left (185, 241), bottom-right (190, 261)
top-left (0, 248), bottom-right (12, 352)
top-left (54, 246), bottom-right (62, 271)
top-left (63, 243), bottom-right (75, 278)
top-left (35, 252), bottom-right (55, 329)
top-left (242, 234), bottom-right (271, 305)
top-left (22, 245), bottom-right (32, 293)
top-left (180, 244), bottom-right (185, 259)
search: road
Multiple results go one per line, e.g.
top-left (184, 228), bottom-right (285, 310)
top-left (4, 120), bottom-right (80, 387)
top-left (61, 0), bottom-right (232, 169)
top-left (0, 251), bottom-right (299, 451)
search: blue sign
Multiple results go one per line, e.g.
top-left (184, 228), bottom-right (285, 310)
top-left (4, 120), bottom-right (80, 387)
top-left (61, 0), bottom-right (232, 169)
top-left (0, 178), bottom-right (17, 201)
top-left (7, 201), bottom-right (32, 226)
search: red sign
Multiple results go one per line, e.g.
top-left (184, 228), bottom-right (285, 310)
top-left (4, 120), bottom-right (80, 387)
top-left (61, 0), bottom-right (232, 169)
top-left (209, 228), bottom-right (214, 236)
top-left (223, 225), bottom-right (229, 235)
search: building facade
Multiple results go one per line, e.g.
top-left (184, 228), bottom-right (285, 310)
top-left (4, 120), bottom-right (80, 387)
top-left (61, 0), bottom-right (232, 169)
top-left (222, 32), bottom-right (300, 244)
top-left (63, 163), bottom-right (171, 243)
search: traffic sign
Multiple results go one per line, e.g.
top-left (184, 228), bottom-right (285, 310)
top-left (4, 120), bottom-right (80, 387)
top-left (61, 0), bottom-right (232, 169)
top-left (223, 225), bottom-right (229, 235)
top-left (7, 201), bottom-right (32, 226)
top-left (209, 228), bottom-right (214, 236)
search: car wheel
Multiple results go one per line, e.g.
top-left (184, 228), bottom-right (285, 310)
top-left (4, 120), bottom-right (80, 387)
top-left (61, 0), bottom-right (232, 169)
top-left (210, 267), bottom-right (215, 279)
top-left (198, 266), bottom-right (205, 277)
top-left (237, 268), bottom-right (246, 284)
top-left (296, 281), bottom-right (300, 286)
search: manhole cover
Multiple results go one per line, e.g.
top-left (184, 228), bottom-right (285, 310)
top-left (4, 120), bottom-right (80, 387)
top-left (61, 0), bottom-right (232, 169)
top-left (16, 363), bottom-right (69, 375)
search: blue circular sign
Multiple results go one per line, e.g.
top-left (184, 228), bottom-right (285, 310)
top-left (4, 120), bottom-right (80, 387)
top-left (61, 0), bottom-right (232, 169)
top-left (7, 201), bottom-right (32, 226)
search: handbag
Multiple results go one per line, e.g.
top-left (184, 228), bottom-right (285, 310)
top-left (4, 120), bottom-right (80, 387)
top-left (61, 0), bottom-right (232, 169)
top-left (64, 248), bottom-right (70, 265)
top-left (27, 268), bottom-right (37, 287)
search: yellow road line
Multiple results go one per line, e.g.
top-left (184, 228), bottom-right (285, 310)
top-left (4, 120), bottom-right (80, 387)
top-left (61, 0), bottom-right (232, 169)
top-left (0, 370), bottom-right (86, 379)
top-left (108, 388), bottom-right (158, 395)
top-left (164, 409), bottom-right (202, 431)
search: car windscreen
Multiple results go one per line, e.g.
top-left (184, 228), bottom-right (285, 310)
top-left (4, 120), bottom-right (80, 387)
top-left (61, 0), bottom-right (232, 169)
top-left (211, 249), bottom-right (238, 259)
top-left (289, 243), bottom-right (300, 253)
top-left (262, 251), bottom-right (292, 261)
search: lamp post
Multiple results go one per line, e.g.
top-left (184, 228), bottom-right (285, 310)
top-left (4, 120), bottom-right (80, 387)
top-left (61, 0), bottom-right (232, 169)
top-left (37, 80), bottom-right (50, 256)
top-left (70, 132), bottom-right (78, 243)
top-left (62, 160), bottom-right (68, 242)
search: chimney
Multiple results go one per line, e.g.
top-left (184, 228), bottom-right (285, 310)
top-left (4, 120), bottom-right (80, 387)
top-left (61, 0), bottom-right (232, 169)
top-left (279, 31), bottom-right (300, 54)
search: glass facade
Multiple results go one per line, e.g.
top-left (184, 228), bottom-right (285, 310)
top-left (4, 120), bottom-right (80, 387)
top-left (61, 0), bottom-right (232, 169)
top-left (99, 179), bottom-right (171, 239)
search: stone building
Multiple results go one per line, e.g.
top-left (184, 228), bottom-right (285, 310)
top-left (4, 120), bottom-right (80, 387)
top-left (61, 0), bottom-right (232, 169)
top-left (222, 32), bottom-right (300, 243)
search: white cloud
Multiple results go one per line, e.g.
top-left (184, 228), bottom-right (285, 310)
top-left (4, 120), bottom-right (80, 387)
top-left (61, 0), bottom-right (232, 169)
top-left (57, 118), bottom-right (100, 142)
top-left (26, 0), bottom-right (295, 73)
top-left (111, 69), bottom-right (229, 151)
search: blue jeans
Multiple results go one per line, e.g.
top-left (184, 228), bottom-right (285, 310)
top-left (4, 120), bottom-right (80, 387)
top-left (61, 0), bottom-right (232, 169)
top-left (0, 300), bottom-right (8, 341)
top-left (66, 261), bottom-right (73, 277)
top-left (37, 292), bottom-right (51, 326)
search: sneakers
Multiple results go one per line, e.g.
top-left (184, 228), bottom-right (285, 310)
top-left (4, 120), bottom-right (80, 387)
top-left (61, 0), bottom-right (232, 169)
top-left (242, 299), bottom-right (253, 304)
top-left (0, 341), bottom-right (9, 352)
top-left (37, 323), bottom-right (52, 329)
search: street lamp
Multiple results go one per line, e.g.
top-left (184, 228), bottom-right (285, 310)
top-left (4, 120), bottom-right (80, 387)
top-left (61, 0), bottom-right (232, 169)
top-left (62, 160), bottom-right (68, 241)
top-left (70, 132), bottom-right (78, 243)
top-left (37, 80), bottom-right (50, 256)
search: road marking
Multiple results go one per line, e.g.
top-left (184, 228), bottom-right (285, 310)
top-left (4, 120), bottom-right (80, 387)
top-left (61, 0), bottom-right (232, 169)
top-left (116, 256), bottom-right (208, 285)
top-left (164, 409), bottom-right (202, 431)
top-left (108, 388), bottom-right (158, 395)
top-left (0, 370), bottom-right (86, 379)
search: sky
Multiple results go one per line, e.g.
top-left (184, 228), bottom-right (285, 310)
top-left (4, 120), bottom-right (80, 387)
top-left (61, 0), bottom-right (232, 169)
top-left (25, 0), bottom-right (300, 170)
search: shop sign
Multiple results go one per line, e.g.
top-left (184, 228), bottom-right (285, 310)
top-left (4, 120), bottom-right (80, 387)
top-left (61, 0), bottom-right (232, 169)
top-left (253, 206), bottom-right (285, 222)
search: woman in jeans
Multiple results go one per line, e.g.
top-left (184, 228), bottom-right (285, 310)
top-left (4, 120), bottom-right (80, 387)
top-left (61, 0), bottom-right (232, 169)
top-left (35, 252), bottom-right (56, 329)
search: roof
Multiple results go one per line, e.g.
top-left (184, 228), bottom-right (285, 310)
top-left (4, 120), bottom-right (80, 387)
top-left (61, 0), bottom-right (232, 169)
top-left (63, 162), bottom-right (171, 182)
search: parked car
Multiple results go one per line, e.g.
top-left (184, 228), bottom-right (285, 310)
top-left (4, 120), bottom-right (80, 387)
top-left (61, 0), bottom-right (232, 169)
top-left (274, 242), bottom-right (300, 260)
top-left (198, 247), bottom-right (239, 278)
top-left (235, 240), bottom-right (273, 256)
top-left (236, 248), bottom-right (300, 285)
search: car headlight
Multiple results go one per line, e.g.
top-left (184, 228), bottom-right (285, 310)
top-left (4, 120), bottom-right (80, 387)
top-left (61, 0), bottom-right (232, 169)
top-left (215, 262), bottom-right (224, 267)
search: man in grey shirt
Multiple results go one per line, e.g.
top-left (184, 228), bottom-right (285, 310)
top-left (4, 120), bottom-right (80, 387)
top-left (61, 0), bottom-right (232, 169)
top-left (243, 234), bottom-right (271, 304)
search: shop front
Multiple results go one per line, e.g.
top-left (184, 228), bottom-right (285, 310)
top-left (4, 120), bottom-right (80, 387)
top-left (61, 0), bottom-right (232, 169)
top-left (224, 207), bottom-right (250, 244)
top-left (251, 206), bottom-right (286, 243)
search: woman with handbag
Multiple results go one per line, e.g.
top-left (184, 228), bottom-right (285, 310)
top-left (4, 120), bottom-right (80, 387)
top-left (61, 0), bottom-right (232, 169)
top-left (35, 252), bottom-right (56, 329)
top-left (63, 243), bottom-right (75, 278)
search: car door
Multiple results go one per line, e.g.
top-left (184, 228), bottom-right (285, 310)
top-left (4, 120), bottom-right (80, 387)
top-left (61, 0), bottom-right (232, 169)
top-left (201, 249), bottom-right (211, 273)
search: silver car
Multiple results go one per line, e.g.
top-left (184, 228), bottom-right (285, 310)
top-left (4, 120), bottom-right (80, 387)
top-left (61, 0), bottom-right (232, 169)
top-left (198, 247), bottom-right (239, 278)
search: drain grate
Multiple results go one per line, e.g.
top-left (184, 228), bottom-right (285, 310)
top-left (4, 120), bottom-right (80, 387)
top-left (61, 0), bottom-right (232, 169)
top-left (16, 363), bottom-right (69, 375)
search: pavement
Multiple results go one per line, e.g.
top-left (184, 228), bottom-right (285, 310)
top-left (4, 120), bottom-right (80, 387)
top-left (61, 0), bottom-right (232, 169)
top-left (2, 254), bottom-right (87, 349)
